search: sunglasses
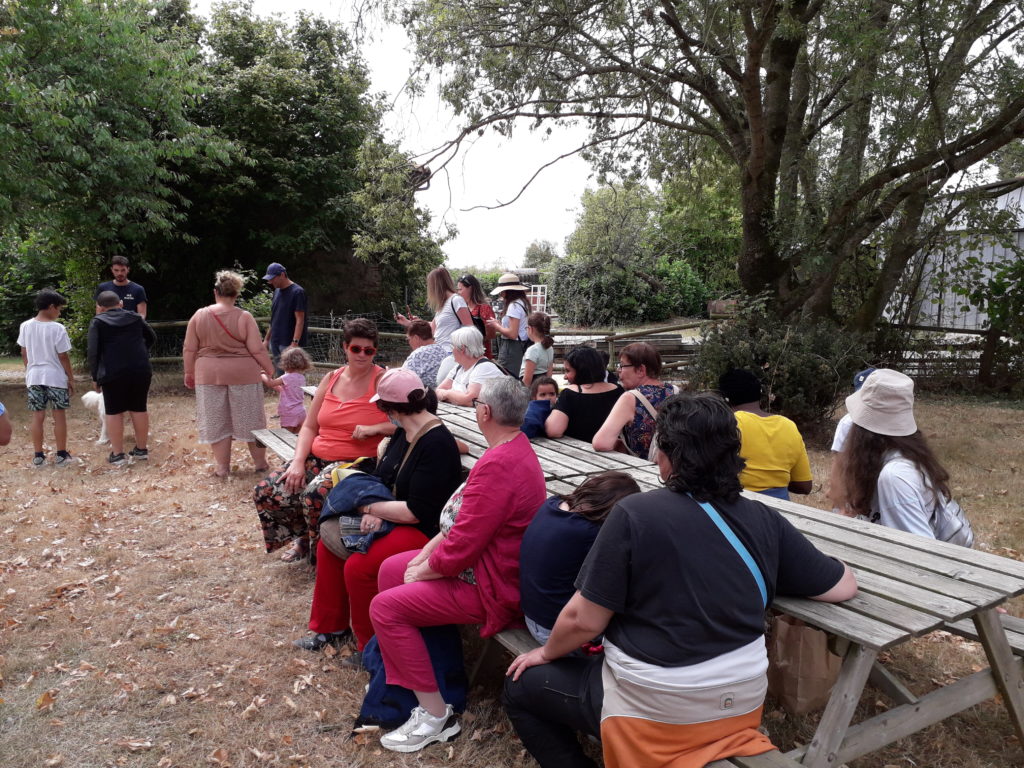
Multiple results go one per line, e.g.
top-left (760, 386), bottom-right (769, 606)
top-left (348, 345), bottom-right (376, 355)
top-left (459, 275), bottom-right (473, 285)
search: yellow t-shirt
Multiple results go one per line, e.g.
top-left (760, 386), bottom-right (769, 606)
top-left (734, 410), bottom-right (812, 492)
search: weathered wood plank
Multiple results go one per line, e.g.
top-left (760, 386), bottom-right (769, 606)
top-left (830, 585), bottom-right (944, 635)
top-left (945, 613), bottom-right (1024, 656)
top-left (848, 570), bottom-right (978, 622)
top-left (974, 608), bottom-right (1024, 744)
top-left (771, 598), bottom-right (909, 650)
top-left (786, 517), bottom-right (1024, 599)
top-left (494, 628), bottom-right (540, 656)
top-left (800, 645), bottom-right (878, 768)
top-left (788, 662), bottom-right (1013, 765)
top-left (756, 492), bottom-right (1024, 583)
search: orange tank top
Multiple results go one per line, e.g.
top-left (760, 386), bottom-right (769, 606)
top-left (311, 366), bottom-right (389, 462)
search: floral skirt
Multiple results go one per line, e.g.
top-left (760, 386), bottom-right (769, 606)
top-left (253, 455), bottom-right (344, 553)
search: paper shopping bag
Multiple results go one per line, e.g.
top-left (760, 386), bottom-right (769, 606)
top-left (767, 614), bottom-right (842, 715)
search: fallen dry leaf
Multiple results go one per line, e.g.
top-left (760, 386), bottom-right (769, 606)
top-left (207, 747), bottom-right (230, 766)
top-left (115, 739), bottom-right (153, 752)
top-left (44, 755), bottom-right (63, 766)
top-left (35, 689), bottom-right (58, 711)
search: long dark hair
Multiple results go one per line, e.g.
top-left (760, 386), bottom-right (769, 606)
top-left (457, 274), bottom-right (487, 306)
top-left (501, 289), bottom-right (531, 317)
top-left (655, 393), bottom-right (745, 502)
top-left (842, 425), bottom-right (951, 516)
top-left (560, 471), bottom-right (641, 523)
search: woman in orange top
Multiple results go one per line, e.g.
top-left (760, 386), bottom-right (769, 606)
top-left (184, 270), bottom-right (275, 478)
top-left (254, 318), bottom-right (394, 562)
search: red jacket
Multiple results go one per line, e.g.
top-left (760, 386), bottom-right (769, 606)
top-left (429, 433), bottom-right (546, 636)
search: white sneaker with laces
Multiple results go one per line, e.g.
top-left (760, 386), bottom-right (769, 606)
top-left (380, 704), bottom-right (460, 753)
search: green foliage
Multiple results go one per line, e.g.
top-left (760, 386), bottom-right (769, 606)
top-left (0, 0), bottom-right (227, 248)
top-left (551, 184), bottom-right (708, 326)
top-left (522, 240), bottom-right (559, 271)
top-left (691, 303), bottom-right (870, 427)
top-left (351, 135), bottom-right (451, 304)
top-left (398, 0), bottom-right (1024, 329)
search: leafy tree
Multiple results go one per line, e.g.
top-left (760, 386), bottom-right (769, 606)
top-left (0, 0), bottom-right (229, 347)
top-left (522, 240), bottom-right (559, 270)
top-left (350, 135), bottom-right (451, 304)
top-left (552, 184), bottom-right (707, 325)
top-left (395, 0), bottom-right (1024, 331)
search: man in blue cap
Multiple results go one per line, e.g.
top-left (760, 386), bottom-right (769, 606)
top-left (828, 367), bottom-right (877, 514)
top-left (262, 263), bottom-right (308, 375)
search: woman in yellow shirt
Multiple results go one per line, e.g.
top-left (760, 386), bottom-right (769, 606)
top-left (718, 369), bottom-right (812, 500)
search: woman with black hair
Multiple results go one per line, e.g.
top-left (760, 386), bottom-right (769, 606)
top-left (456, 274), bottom-right (496, 358)
top-left (293, 368), bottom-right (462, 663)
top-left (544, 346), bottom-right (621, 441)
top-left (504, 392), bottom-right (857, 768)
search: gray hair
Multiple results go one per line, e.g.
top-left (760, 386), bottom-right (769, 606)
top-left (480, 376), bottom-right (528, 427)
top-left (451, 326), bottom-right (485, 358)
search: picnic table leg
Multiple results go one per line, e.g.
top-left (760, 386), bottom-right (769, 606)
top-left (799, 643), bottom-right (877, 768)
top-left (973, 607), bottom-right (1024, 744)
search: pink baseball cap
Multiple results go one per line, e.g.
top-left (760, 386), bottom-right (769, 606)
top-left (370, 368), bottom-right (425, 404)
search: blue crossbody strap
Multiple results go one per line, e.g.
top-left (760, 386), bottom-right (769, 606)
top-left (690, 494), bottom-right (768, 608)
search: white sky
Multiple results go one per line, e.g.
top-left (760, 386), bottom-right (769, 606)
top-left (190, 0), bottom-right (593, 269)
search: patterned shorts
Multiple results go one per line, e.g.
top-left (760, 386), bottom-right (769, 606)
top-left (27, 385), bottom-right (70, 411)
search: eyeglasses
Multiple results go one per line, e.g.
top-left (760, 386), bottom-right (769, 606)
top-left (472, 398), bottom-right (487, 408)
top-left (617, 363), bottom-right (635, 370)
top-left (348, 345), bottom-right (376, 356)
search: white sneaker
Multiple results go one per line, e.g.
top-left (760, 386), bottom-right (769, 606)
top-left (380, 705), bottom-right (460, 753)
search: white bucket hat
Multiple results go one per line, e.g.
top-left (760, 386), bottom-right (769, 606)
top-left (490, 272), bottom-right (530, 295)
top-left (845, 368), bottom-right (917, 436)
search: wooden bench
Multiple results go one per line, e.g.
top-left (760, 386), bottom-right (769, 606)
top-left (252, 426), bottom-right (478, 476)
top-left (707, 753), bottom-right (805, 768)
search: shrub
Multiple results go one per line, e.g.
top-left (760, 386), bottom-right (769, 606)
top-left (550, 255), bottom-right (708, 327)
top-left (690, 303), bottom-right (870, 427)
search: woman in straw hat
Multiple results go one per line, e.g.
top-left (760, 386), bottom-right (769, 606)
top-left (486, 272), bottom-right (532, 375)
top-left (840, 368), bottom-right (953, 538)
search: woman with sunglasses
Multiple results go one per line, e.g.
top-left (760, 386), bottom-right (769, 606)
top-left (456, 274), bottom-right (496, 358)
top-left (254, 318), bottom-right (395, 563)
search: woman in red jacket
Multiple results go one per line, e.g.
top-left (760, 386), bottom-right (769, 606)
top-left (369, 376), bottom-right (547, 753)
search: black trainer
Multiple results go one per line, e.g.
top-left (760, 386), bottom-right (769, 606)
top-left (108, 452), bottom-right (129, 467)
top-left (292, 630), bottom-right (353, 651)
top-left (128, 447), bottom-right (149, 461)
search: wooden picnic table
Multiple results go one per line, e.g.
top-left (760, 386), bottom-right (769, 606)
top-left (432, 401), bottom-right (1024, 768)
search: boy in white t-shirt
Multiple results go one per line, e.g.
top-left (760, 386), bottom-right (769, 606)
top-left (17, 289), bottom-right (76, 467)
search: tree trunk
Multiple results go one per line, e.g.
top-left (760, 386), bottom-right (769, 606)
top-left (977, 325), bottom-right (1003, 387)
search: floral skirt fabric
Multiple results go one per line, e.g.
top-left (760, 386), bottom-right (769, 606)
top-left (254, 455), bottom-right (344, 553)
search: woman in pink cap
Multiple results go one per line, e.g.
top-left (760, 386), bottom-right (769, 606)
top-left (291, 368), bottom-right (463, 665)
top-left (840, 368), bottom-right (954, 538)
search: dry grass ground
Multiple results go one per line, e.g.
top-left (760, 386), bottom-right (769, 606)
top-left (0, 369), bottom-right (1021, 768)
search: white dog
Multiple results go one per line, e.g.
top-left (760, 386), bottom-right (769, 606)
top-left (80, 391), bottom-right (109, 444)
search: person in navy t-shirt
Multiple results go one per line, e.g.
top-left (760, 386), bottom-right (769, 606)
top-left (261, 262), bottom-right (308, 375)
top-left (95, 255), bottom-right (148, 318)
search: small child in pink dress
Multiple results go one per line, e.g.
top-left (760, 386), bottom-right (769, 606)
top-left (261, 347), bottom-right (312, 434)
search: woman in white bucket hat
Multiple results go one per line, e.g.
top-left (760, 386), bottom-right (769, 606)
top-left (839, 369), bottom-right (954, 539)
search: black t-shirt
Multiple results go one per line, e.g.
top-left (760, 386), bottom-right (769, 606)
top-left (520, 496), bottom-right (602, 630)
top-left (373, 424), bottom-right (463, 537)
top-left (576, 488), bottom-right (845, 666)
top-left (552, 386), bottom-right (623, 442)
top-left (269, 283), bottom-right (308, 346)
top-left (96, 281), bottom-right (148, 313)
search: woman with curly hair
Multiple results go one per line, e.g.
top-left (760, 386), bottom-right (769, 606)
top-left (504, 392), bottom-right (856, 768)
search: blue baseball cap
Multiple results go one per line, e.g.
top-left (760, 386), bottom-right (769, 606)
top-left (852, 367), bottom-right (876, 391)
top-left (263, 262), bottom-right (286, 281)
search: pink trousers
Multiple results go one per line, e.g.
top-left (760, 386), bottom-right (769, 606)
top-left (370, 550), bottom-right (485, 692)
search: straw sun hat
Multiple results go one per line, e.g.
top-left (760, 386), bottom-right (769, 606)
top-left (490, 272), bottom-right (530, 295)
top-left (845, 368), bottom-right (917, 437)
